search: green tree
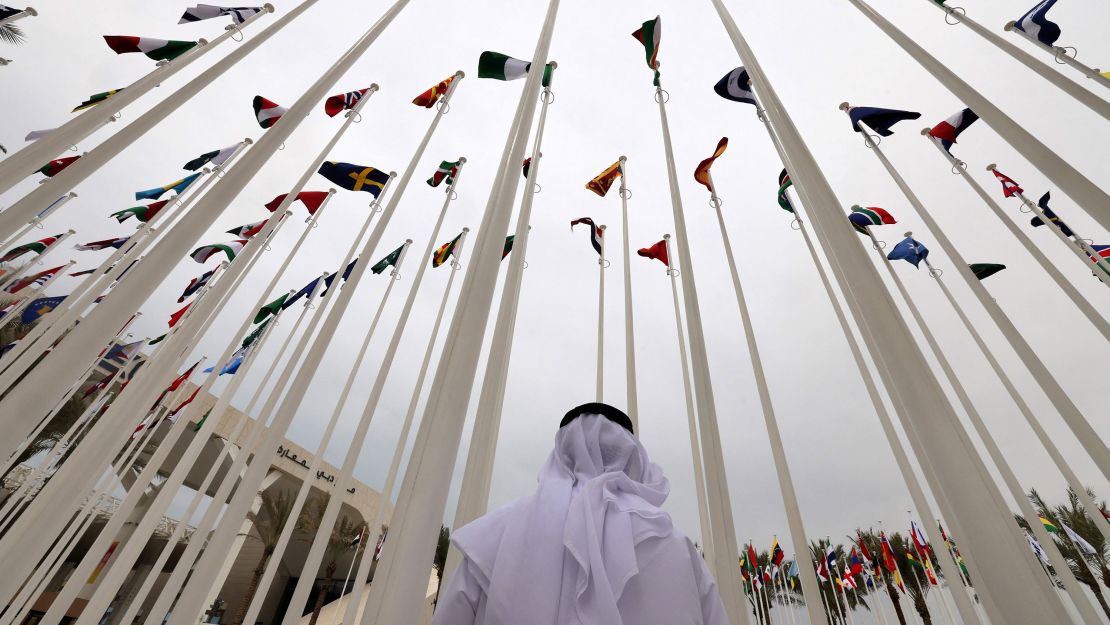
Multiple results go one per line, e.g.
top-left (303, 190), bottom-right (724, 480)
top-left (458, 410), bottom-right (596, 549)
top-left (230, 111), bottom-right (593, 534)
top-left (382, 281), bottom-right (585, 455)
top-left (0, 23), bottom-right (25, 46)
top-left (297, 496), bottom-right (363, 625)
top-left (857, 530), bottom-right (910, 625)
top-left (231, 489), bottom-right (298, 625)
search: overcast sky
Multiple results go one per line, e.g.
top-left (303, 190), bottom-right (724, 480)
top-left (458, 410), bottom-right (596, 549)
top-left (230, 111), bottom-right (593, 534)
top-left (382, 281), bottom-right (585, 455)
top-left (2, 0), bottom-right (1108, 562)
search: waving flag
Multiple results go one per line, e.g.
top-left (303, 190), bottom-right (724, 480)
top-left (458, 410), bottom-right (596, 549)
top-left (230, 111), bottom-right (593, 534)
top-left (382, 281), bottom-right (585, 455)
top-left (38, 156), bottom-right (81, 177)
top-left (847, 106), bottom-right (921, 136)
top-left (694, 137), bottom-right (728, 192)
top-left (432, 233), bottom-right (463, 268)
top-left (21, 295), bottom-right (66, 324)
top-left (255, 292), bottom-right (289, 324)
top-left (183, 143), bottom-right (239, 171)
top-left (318, 162), bottom-right (389, 197)
top-left (5, 265), bottom-right (65, 293)
top-left (103, 36), bottom-right (197, 62)
top-left (0, 5), bottom-right (21, 19)
top-left (427, 160), bottom-right (461, 188)
top-left (324, 88), bottom-right (369, 117)
top-left (714, 67), bottom-right (755, 105)
top-left (970, 263), bottom-right (1006, 280)
top-left (522, 157), bottom-right (533, 178)
top-left (815, 557), bottom-right (829, 583)
top-left (241, 318), bottom-right (270, 349)
top-left (2, 234), bottom-right (64, 262)
top-left (226, 218), bottom-right (268, 238)
top-left (135, 172), bottom-right (202, 200)
top-left (929, 108), bottom-right (978, 153)
top-left (777, 168), bottom-right (794, 213)
top-left (204, 346), bottom-right (249, 375)
top-left (75, 237), bottom-right (129, 251)
top-left (631, 15), bottom-right (662, 86)
top-left (104, 339), bottom-right (145, 364)
top-left (992, 169), bottom-right (1023, 198)
top-left (571, 218), bottom-right (604, 256)
top-left (252, 95), bottom-right (286, 129)
top-left (178, 269), bottom-right (215, 302)
top-left (771, 539), bottom-right (786, 569)
top-left (111, 199), bottom-right (169, 223)
top-left (849, 206), bottom-right (896, 234)
top-left (1088, 244), bottom-right (1110, 271)
top-left (179, 5), bottom-right (263, 24)
top-left (586, 161), bottom-right (622, 197)
top-left (1015, 0), bottom-right (1061, 45)
top-left (25, 128), bottom-right (56, 142)
top-left (190, 239), bottom-right (247, 263)
top-left (371, 244), bottom-right (406, 274)
top-left (637, 240), bottom-right (669, 266)
top-left (265, 190), bottom-right (330, 215)
top-left (168, 302), bottom-right (192, 328)
top-left (888, 237), bottom-right (929, 267)
top-left (73, 89), bottom-right (124, 113)
top-left (412, 74), bottom-right (456, 108)
top-left (478, 51), bottom-right (531, 81)
top-left (502, 235), bottom-right (515, 260)
top-left (1030, 191), bottom-right (1074, 237)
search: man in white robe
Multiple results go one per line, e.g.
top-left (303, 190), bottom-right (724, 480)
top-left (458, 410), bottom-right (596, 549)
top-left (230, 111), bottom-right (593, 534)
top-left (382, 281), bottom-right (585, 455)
top-left (433, 402), bottom-right (729, 625)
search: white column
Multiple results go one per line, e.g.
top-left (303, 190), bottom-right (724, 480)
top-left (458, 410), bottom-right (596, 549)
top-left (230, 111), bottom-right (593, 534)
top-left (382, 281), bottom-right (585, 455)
top-left (1005, 20), bottom-right (1110, 91)
top-left (617, 157), bottom-right (638, 425)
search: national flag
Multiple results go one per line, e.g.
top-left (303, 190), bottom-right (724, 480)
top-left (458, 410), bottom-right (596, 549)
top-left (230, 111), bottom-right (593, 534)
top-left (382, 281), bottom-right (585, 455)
top-left (1030, 191), bottom-right (1075, 237)
top-left (2, 234), bottom-right (64, 262)
top-left (226, 218), bottom-right (268, 238)
top-left (168, 302), bottom-right (192, 327)
top-left (412, 74), bottom-right (456, 108)
top-left (183, 143), bottom-right (239, 171)
top-left (149, 333), bottom-right (167, 345)
top-left (426, 160), bottom-right (461, 188)
top-left (1061, 522), bottom-right (1098, 555)
top-left (190, 239), bottom-right (247, 263)
top-left (241, 318), bottom-right (269, 348)
top-left (571, 217), bottom-right (603, 256)
top-left (825, 545), bottom-right (837, 571)
top-left (265, 190), bottom-right (330, 215)
top-left (283, 275), bottom-right (324, 310)
top-left (75, 237), bottom-right (129, 251)
top-left (110, 200), bottom-right (170, 224)
top-left (70, 268), bottom-right (96, 277)
top-left (478, 51), bottom-right (531, 81)
top-left (842, 574), bottom-right (858, 590)
top-left (38, 156), bottom-right (81, 177)
top-left (909, 520), bottom-right (931, 556)
top-left (24, 128), bottom-right (56, 142)
top-left (636, 239), bottom-right (669, 266)
top-left (887, 237), bottom-right (929, 268)
top-left (1039, 516), bottom-right (1060, 533)
top-left (252, 95), bottom-right (286, 129)
top-left (631, 15), bottom-right (662, 86)
top-left (905, 550), bottom-right (925, 570)
top-left (713, 67), bottom-right (755, 105)
top-left (135, 172), bottom-right (202, 201)
top-left (5, 265), bottom-right (65, 293)
top-left (82, 372), bottom-right (116, 399)
top-left (254, 292), bottom-right (289, 323)
top-left (848, 548), bottom-right (863, 575)
top-left (586, 161), bottom-right (622, 197)
top-left (103, 339), bottom-right (144, 364)
top-left (324, 88), bottom-right (370, 117)
top-left (178, 269), bottom-right (215, 303)
top-left (431, 233), bottom-right (463, 268)
top-left (929, 108), bottom-right (979, 153)
top-left (320, 259), bottom-right (357, 296)
top-left (21, 295), bottom-right (66, 324)
top-left (179, 5), bottom-right (263, 24)
top-left (102, 36), bottom-right (197, 62)
top-left (73, 89), bottom-right (123, 113)
top-left (371, 244), bottom-right (406, 274)
top-left (771, 539), bottom-right (786, 569)
top-left (167, 385), bottom-right (203, 419)
top-left (848, 206), bottom-right (897, 235)
top-left (350, 527), bottom-right (366, 548)
top-left (777, 168), bottom-right (794, 213)
top-left (1027, 534), bottom-right (1051, 566)
top-left (847, 106), bottom-right (921, 136)
top-left (1015, 0), bottom-right (1061, 46)
top-left (1088, 244), bottom-right (1110, 269)
top-left (318, 162), bottom-right (389, 197)
top-left (991, 169), bottom-right (1023, 198)
top-left (969, 263), bottom-right (1006, 280)
top-left (880, 533), bottom-right (898, 573)
top-left (694, 137), bottom-right (727, 192)
top-left (0, 4), bottom-right (21, 19)
top-left (815, 558), bottom-right (829, 583)
top-left (204, 345), bottom-right (248, 375)
top-left (857, 533), bottom-right (874, 563)
top-left (502, 235), bottom-right (515, 260)
top-left (522, 157), bottom-right (533, 178)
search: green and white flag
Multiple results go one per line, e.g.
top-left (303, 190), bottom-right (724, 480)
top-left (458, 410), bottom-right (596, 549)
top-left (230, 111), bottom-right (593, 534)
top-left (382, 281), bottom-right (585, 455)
top-left (478, 51), bottom-right (532, 81)
top-left (371, 243), bottom-right (406, 274)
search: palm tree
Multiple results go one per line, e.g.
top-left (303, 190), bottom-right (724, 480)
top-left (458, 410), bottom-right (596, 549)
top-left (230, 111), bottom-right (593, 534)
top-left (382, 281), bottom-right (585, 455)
top-left (230, 489), bottom-right (297, 625)
top-left (857, 530), bottom-right (910, 625)
top-left (298, 496), bottom-right (363, 625)
top-left (0, 23), bottom-right (26, 46)
top-left (886, 533), bottom-right (935, 625)
top-left (1025, 488), bottom-right (1110, 620)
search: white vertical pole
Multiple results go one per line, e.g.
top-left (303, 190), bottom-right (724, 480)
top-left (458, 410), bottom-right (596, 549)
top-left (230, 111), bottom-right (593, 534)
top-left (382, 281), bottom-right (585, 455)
top-left (1004, 21), bottom-right (1110, 91)
top-left (332, 530), bottom-right (365, 625)
top-left (617, 157), bottom-right (638, 426)
top-left (596, 223), bottom-right (606, 402)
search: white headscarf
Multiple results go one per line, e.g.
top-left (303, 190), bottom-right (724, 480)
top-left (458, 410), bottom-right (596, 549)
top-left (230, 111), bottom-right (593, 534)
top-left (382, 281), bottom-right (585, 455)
top-left (450, 414), bottom-right (673, 625)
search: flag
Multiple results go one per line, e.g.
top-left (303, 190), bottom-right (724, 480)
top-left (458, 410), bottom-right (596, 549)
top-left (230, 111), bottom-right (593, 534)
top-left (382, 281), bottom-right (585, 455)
top-left (204, 346), bottom-right (248, 375)
top-left (75, 237), bottom-right (129, 251)
top-left (190, 239), bottom-right (247, 263)
top-left (241, 318), bottom-right (269, 348)
top-left (179, 5), bottom-right (263, 24)
top-left (1030, 191), bottom-right (1074, 237)
top-left (73, 89), bottom-right (123, 113)
top-left (324, 88), bottom-right (370, 117)
top-left (777, 168), bottom-right (794, 213)
top-left (522, 157), bottom-right (533, 178)
top-left (1089, 244), bottom-right (1110, 269)
top-left (825, 545), bottom-right (837, 570)
top-left (82, 372), bottom-right (116, 399)
top-left (432, 233), bottom-right (463, 268)
top-left (586, 161), bottom-right (622, 197)
top-left (25, 128), bottom-right (56, 142)
top-left (848, 206), bottom-right (896, 234)
top-left (283, 276), bottom-right (323, 309)
top-left (694, 137), bottom-right (727, 192)
top-left (412, 74), bottom-right (456, 108)
top-left (637, 240), bottom-right (669, 266)
top-left (847, 106), bottom-right (921, 136)
top-left (183, 143), bottom-right (239, 171)
top-left (2, 234), bottom-right (63, 262)
top-left (571, 217), bottom-right (603, 256)
top-left (135, 172), bottom-right (202, 200)
top-left (0, 4), bottom-right (21, 19)
top-left (502, 235), bottom-right (515, 260)
top-left (168, 302), bottom-right (192, 327)
top-left (1039, 516), bottom-right (1060, 533)
top-left (110, 199), bottom-right (170, 224)
top-left (929, 108), bottom-right (979, 153)
top-left (815, 558), bottom-right (829, 583)
top-left (771, 539), bottom-right (786, 569)
top-left (969, 263), bottom-right (1006, 280)
top-left (992, 169), bottom-right (1023, 198)
top-left (321, 259), bottom-right (357, 296)
top-left (478, 51), bottom-right (531, 81)
top-left (103, 36), bottom-right (197, 62)
top-left (318, 162), bottom-right (389, 197)
top-left (70, 268), bottom-right (95, 277)
top-left (848, 548), bottom-right (863, 575)
top-left (857, 533), bottom-right (874, 563)
top-left (1015, 0), bottom-right (1061, 46)
top-left (265, 190), bottom-right (329, 215)
top-left (887, 237), bottom-right (929, 267)
top-left (1027, 534), bottom-right (1051, 566)
top-left (1061, 522), bottom-right (1097, 555)
top-left (38, 156), bottom-right (81, 177)
top-left (427, 160), bottom-right (461, 188)
top-left (252, 95), bottom-right (286, 129)
top-left (178, 269), bottom-right (215, 302)
top-left (880, 533), bottom-right (898, 572)
top-left (371, 244), bottom-right (406, 274)
top-left (21, 295), bottom-right (66, 324)
top-left (167, 385), bottom-right (203, 419)
top-left (149, 333), bottom-right (167, 345)
top-left (842, 574), bottom-right (858, 590)
top-left (713, 67), bottom-right (755, 105)
top-left (631, 15), bottom-right (662, 86)
top-left (255, 292), bottom-right (288, 324)
top-left (5, 265), bottom-right (64, 293)
top-left (226, 218), bottom-right (267, 238)
top-left (350, 527), bottom-right (366, 548)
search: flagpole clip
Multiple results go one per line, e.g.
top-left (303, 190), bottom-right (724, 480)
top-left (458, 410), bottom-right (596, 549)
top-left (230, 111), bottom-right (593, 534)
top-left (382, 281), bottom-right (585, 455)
top-left (620, 187), bottom-right (632, 201)
top-left (532, 182), bottom-right (542, 194)
top-left (756, 108), bottom-right (769, 123)
top-left (226, 23), bottom-right (244, 42)
top-left (278, 142), bottom-right (285, 151)
top-left (928, 266), bottom-right (943, 279)
top-left (541, 89), bottom-right (555, 105)
top-left (789, 218), bottom-right (802, 231)
top-left (862, 132), bottom-right (880, 147)
top-left (600, 259), bottom-right (611, 269)
top-left (436, 99), bottom-right (451, 115)
top-left (1053, 46), bottom-right (1078, 65)
top-left (942, 6), bottom-right (965, 25)
top-left (950, 159), bottom-right (966, 175)
top-left (708, 194), bottom-right (720, 209)
top-left (654, 89), bottom-right (670, 104)
top-left (872, 239), bottom-right (887, 250)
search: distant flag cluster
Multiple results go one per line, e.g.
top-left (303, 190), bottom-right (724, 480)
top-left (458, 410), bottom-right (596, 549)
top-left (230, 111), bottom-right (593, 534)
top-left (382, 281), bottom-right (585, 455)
top-left (586, 161), bottom-right (622, 197)
top-left (1014, 0), bottom-right (1061, 46)
top-left (928, 107), bottom-right (979, 153)
top-left (571, 218), bottom-right (603, 256)
top-left (103, 36), bottom-right (197, 62)
top-left (252, 95), bottom-right (286, 129)
top-left (324, 88), bottom-right (370, 117)
top-left (413, 75), bottom-right (457, 108)
top-left (135, 172), bottom-right (202, 201)
top-left (694, 137), bottom-right (727, 192)
top-left (179, 4), bottom-right (263, 24)
top-left (38, 156), bottom-right (81, 178)
top-left (427, 160), bottom-right (461, 188)
top-left (714, 67), bottom-right (755, 105)
top-left (847, 106), bottom-right (921, 136)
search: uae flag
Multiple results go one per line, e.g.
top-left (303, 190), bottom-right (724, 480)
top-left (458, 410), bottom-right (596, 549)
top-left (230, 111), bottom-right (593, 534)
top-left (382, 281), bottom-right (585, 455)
top-left (502, 235), bottom-right (515, 260)
top-left (426, 160), bottom-right (461, 188)
top-left (252, 95), bottom-right (286, 129)
top-left (585, 161), bottom-right (622, 197)
top-left (168, 302), bottom-right (192, 327)
top-left (190, 239), bottom-right (247, 263)
top-left (226, 218), bottom-right (267, 238)
top-left (969, 263), bottom-right (1006, 281)
top-left (73, 89), bottom-right (123, 113)
top-left (183, 143), bottom-right (239, 171)
top-left (631, 15), bottom-right (662, 85)
top-left (254, 292), bottom-right (289, 323)
top-left (929, 108), bottom-right (979, 153)
top-left (714, 67), bottom-right (755, 105)
top-left (178, 269), bottom-right (215, 302)
top-left (694, 137), bottom-right (728, 192)
top-left (5, 265), bottom-right (65, 294)
top-left (265, 190), bottom-right (330, 215)
top-left (431, 233), bottom-right (463, 268)
top-left (477, 51), bottom-right (531, 81)
top-left (103, 36), bottom-right (198, 62)
top-left (571, 217), bottom-right (603, 256)
top-left (324, 88), bottom-right (369, 117)
top-left (179, 4), bottom-right (263, 24)
top-left (412, 74), bottom-right (456, 108)
top-left (848, 206), bottom-right (896, 234)
top-left (371, 243), bottom-right (406, 274)
top-left (991, 169), bottom-right (1023, 198)
top-left (110, 200), bottom-right (169, 223)
top-left (637, 240), bottom-right (669, 266)
top-left (1, 234), bottom-right (63, 262)
top-left (75, 237), bottom-right (129, 251)
top-left (38, 156), bottom-right (81, 177)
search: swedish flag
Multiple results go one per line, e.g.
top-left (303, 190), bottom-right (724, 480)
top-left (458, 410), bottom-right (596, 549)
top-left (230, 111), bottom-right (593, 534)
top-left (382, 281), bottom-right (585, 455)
top-left (318, 161), bottom-right (389, 197)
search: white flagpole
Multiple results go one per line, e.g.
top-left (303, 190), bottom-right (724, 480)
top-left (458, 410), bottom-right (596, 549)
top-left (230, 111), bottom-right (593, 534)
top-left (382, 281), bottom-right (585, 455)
top-left (332, 528), bottom-right (366, 625)
top-left (1004, 20), bottom-right (1110, 91)
top-left (663, 233), bottom-right (715, 572)
top-left (851, 114), bottom-right (1110, 486)
top-left (0, 5), bottom-right (274, 200)
top-left (0, 192), bottom-right (76, 250)
top-left (0, 229), bottom-right (74, 292)
top-left (920, 133), bottom-right (1110, 341)
top-left (617, 157), bottom-right (638, 425)
top-left (918, 1), bottom-right (1110, 120)
top-left (843, 0), bottom-right (1110, 234)
top-left (0, 6), bottom-right (35, 27)
top-left (596, 223), bottom-right (607, 402)
top-left (830, 557), bottom-right (855, 625)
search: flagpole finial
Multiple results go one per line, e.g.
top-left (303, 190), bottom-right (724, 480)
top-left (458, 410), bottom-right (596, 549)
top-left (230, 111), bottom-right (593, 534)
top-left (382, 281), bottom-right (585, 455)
top-left (904, 231), bottom-right (913, 237)
top-left (985, 163), bottom-right (997, 171)
top-left (243, 137), bottom-right (254, 145)
top-left (66, 228), bottom-right (76, 234)
top-left (405, 238), bottom-right (413, 244)
top-left (458, 157), bottom-right (467, 164)
top-left (263, 3), bottom-right (275, 12)
top-left (919, 128), bottom-right (930, 136)
top-left (68, 191), bottom-right (78, 198)
top-left (24, 6), bottom-right (36, 16)
top-left (369, 84), bottom-right (380, 93)
top-left (389, 171), bottom-right (398, 178)
top-left (619, 155), bottom-right (628, 163)
top-left (850, 204), bottom-right (861, 210)
top-left (455, 70), bottom-right (466, 79)
top-left (462, 227), bottom-right (470, 233)
top-left (1003, 20), bottom-right (1017, 32)
top-left (838, 102), bottom-right (850, 111)
top-left (664, 233), bottom-right (671, 240)
top-left (327, 188), bottom-right (337, 195)
top-left (548, 61), bottom-right (558, 69)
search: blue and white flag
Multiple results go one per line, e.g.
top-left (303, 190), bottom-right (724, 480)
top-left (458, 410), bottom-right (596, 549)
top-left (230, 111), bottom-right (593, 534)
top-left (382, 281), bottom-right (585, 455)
top-left (204, 346), bottom-right (248, 375)
top-left (713, 67), bottom-right (756, 106)
top-left (21, 295), bottom-right (67, 324)
top-left (1015, 0), bottom-right (1061, 46)
top-left (887, 237), bottom-right (929, 268)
